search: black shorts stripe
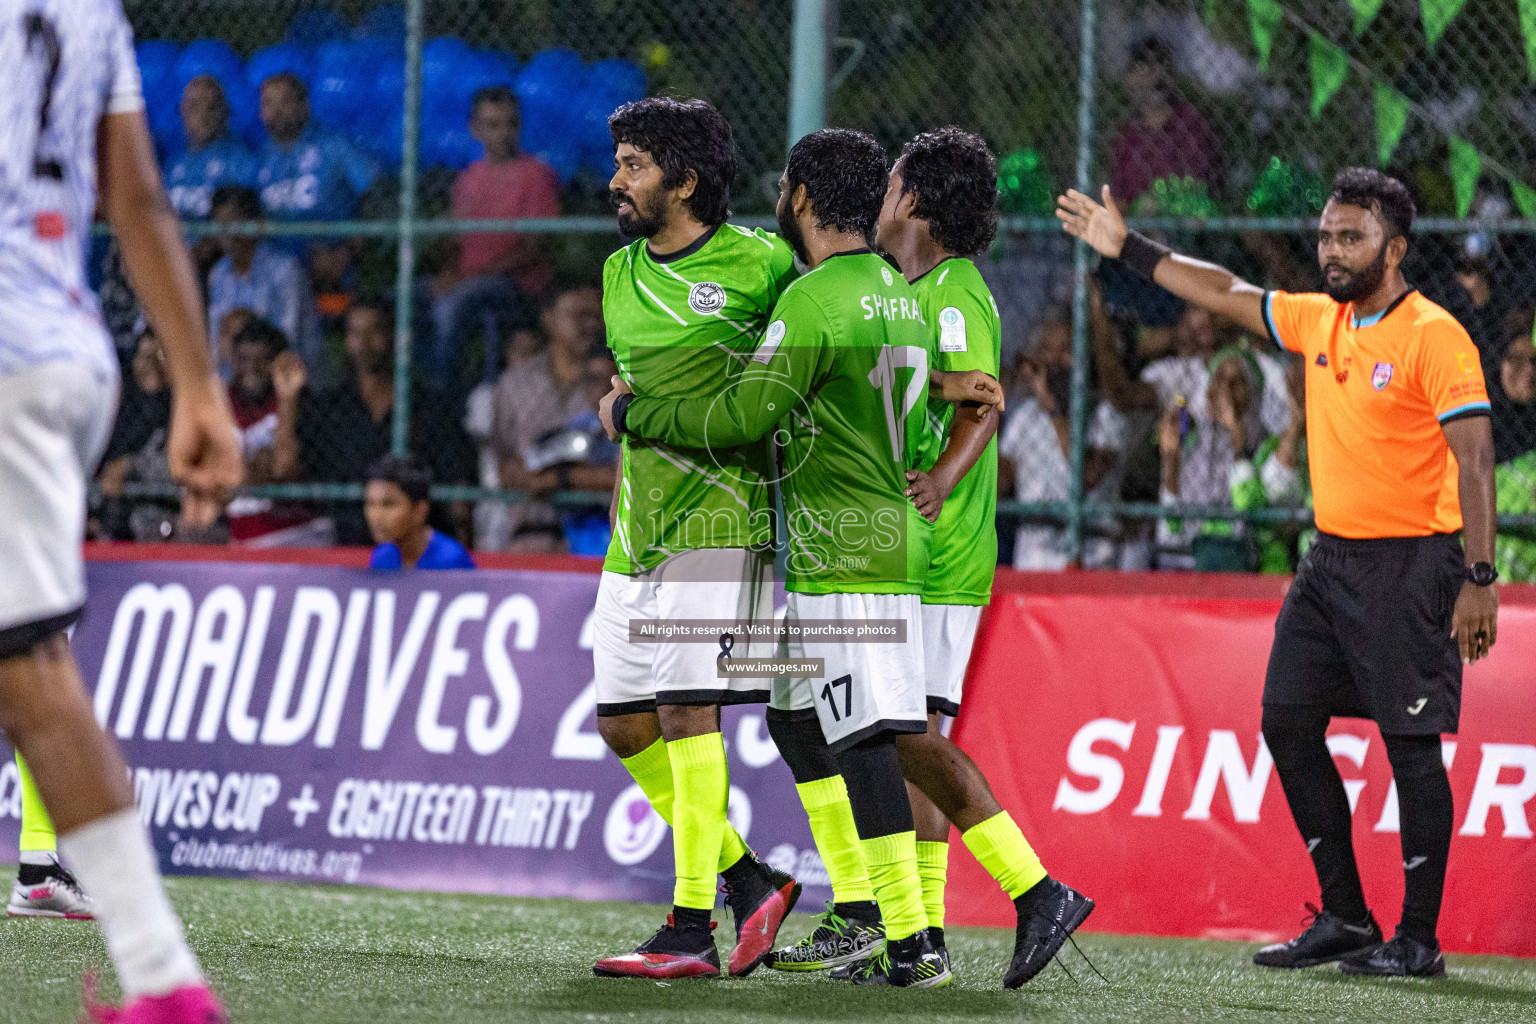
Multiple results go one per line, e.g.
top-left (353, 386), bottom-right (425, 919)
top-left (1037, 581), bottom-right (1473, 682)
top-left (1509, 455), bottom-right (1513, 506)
top-left (927, 696), bottom-right (961, 718)
top-left (825, 717), bottom-right (929, 756)
top-left (595, 698), bottom-right (657, 718)
top-left (655, 688), bottom-right (769, 708)
top-left (0, 606), bottom-right (82, 661)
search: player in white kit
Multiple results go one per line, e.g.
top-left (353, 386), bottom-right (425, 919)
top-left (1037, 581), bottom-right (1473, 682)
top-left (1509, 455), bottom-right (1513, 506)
top-left (0, 1), bottom-right (242, 1020)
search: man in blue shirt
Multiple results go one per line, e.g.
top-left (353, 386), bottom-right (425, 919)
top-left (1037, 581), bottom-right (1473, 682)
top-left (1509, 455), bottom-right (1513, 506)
top-left (206, 185), bottom-right (319, 369)
top-left (255, 73), bottom-right (380, 272)
top-left (164, 76), bottom-right (258, 222)
top-left (365, 456), bottom-right (475, 569)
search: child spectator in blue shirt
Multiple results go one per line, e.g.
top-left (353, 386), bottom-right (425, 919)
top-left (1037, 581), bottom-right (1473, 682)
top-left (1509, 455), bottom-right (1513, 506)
top-left (365, 457), bottom-right (475, 569)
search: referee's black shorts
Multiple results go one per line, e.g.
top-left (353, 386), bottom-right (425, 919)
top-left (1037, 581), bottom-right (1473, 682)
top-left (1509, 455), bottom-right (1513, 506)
top-left (1263, 532), bottom-right (1465, 735)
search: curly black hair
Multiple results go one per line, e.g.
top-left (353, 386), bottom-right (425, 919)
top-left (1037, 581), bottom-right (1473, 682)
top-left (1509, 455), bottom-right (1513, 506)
top-left (231, 315), bottom-right (289, 358)
top-left (609, 97), bottom-right (735, 226)
top-left (897, 127), bottom-right (998, 256)
top-left (1330, 167), bottom-right (1415, 241)
top-left (784, 128), bottom-right (888, 238)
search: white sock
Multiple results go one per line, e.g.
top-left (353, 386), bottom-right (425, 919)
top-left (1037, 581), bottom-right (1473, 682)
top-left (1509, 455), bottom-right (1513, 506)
top-left (58, 809), bottom-right (203, 998)
top-left (19, 849), bottom-right (58, 867)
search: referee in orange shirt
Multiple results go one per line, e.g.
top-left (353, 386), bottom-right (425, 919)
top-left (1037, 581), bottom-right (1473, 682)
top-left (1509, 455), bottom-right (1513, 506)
top-left (1059, 168), bottom-right (1497, 978)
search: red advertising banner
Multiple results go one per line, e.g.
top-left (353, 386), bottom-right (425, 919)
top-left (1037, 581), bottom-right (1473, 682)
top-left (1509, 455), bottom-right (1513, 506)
top-left (947, 576), bottom-right (1536, 957)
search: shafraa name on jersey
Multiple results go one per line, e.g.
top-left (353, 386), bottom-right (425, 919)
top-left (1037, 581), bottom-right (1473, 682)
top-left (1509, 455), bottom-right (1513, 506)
top-left (860, 293), bottom-right (928, 324)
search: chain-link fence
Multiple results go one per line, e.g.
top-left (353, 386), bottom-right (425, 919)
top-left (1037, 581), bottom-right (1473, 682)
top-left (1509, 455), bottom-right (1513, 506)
top-left (94, 0), bottom-right (1536, 578)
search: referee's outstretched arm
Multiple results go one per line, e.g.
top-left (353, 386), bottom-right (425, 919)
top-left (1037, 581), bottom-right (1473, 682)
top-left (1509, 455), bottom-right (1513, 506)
top-left (1056, 185), bottom-right (1268, 338)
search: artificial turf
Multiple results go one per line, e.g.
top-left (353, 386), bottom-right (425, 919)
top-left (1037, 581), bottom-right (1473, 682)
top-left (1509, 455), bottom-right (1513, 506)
top-left (3, 869), bottom-right (1534, 1023)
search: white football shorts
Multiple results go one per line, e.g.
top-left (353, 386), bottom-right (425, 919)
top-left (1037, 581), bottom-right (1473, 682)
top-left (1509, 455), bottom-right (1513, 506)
top-left (593, 546), bottom-right (774, 715)
top-left (0, 360), bottom-right (117, 655)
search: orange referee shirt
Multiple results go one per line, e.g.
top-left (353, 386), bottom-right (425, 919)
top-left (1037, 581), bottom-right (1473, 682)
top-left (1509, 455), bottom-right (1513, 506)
top-left (1262, 289), bottom-right (1489, 539)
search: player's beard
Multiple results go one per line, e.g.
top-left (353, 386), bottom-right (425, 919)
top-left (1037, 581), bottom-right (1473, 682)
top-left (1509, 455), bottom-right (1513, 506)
top-left (1323, 241), bottom-right (1388, 303)
top-left (610, 188), bottom-right (665, 239)
top-left (776, 199), bottom-right (810, 266)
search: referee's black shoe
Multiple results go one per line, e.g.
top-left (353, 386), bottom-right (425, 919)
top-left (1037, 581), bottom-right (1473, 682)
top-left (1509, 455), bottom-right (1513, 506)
top-left (1252, 905), bottom-right (1382, 969)
top-left (1339, 930), bottom-right (1445, 978)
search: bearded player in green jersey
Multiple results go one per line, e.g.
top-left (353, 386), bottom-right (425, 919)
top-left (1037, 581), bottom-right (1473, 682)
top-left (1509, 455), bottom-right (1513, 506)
top-left (605, 128), bottom-right (1003, 988)
top-left (883, 128), bottom-right (1094, 987)
top-left (589, 98), bottom-right (804, 981)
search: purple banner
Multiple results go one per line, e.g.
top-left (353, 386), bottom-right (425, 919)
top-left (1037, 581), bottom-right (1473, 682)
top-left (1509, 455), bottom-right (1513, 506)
top-left (0, 561), bottom-right (827, 907)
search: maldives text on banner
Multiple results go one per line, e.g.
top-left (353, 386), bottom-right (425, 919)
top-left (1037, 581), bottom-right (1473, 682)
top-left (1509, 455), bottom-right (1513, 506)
top-left (0, 561), bottom-right (827, 904)
top-left (946, 588), bottom-right (1536, 958)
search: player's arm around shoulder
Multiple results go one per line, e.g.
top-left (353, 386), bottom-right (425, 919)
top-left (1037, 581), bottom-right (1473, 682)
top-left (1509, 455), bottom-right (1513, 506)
top-left (604, 286), bottom-right (822, 449)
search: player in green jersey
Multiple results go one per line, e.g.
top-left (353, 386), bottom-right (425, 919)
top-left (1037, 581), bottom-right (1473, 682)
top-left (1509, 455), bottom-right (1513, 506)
top-left (605, 128), bottom-right (1002, 988)
top-left (589, 98), bottom-right (802, 982)
top-left (880, 128), bottom-right (1094, 987)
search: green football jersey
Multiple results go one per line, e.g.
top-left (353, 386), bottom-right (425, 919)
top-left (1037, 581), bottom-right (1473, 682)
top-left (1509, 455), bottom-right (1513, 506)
top-left (601, 224), bottom-right (798, 574)
top-left (914, 258), bottom-right (1002, 606)
top-left (626, 250), bottom-right (941, 595)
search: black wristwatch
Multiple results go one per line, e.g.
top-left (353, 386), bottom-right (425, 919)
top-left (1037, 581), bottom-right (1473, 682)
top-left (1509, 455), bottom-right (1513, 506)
top-left (1467, 562), bottom-right (1499, 587)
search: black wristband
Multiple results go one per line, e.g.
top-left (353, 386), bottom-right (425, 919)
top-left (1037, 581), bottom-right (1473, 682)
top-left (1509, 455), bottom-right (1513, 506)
top-left (611, 392), bottom-right (635, 436)
top-left (1119, 229), bottom-right (1173, 280)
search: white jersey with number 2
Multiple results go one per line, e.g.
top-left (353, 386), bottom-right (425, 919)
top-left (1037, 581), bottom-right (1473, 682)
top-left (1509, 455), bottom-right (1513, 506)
top-left (0, 0), bottom-right (142, 381)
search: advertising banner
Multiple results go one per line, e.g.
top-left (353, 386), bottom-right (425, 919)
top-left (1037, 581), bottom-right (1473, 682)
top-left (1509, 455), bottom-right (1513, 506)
top-left (0, 561), bottom-right (829, 906)
top-left (3, 557), bottom-right (1532, 957)
top-left (946, 588), bottom-right (1536, 957)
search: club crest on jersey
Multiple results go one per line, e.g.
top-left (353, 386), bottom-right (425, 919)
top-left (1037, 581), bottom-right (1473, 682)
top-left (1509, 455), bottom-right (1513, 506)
top-left (687, 282), bottom-right (726, 315)
top-left (1372, 362), bottom-right (1394, 390)
top-left (881, 266), bottom-right (894, 286)
top-left (1315, 353), bottom-right (1328, 367)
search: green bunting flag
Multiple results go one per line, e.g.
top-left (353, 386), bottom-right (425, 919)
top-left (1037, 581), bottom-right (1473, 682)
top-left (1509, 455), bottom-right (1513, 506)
top-left (1247, 0), bottom-right (1283, 72)
top-left (1351, 0), bottom-right (1386, 36)
top-left (1447, 136), bottom-right (1481, 219)
top-left (1421, 0), bottom-right (1468, 50)
top-left (1512, 180), bottom-right (1536, 221)
top-left (1520, 0), bottom-right (1536, 82)
top-left (1374, 83), bottom-right (1409, 168)
top-left (1310, 34), bottom-right (1349, 119)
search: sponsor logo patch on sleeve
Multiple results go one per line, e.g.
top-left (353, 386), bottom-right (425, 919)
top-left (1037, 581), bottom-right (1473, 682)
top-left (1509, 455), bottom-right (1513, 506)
top-left (939, 306), bottom-right (967, 352)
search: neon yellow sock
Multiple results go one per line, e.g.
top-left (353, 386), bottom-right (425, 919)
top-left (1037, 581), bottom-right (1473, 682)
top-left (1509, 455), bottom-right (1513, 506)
top-left (796, 775), bottom-right (874, 903)
top-left (861, 830), bottom-right (928, 942)
top-left (17, 754), bottom-right (57, 854)
top-left (792, 776), bottom-right (878, 902)
top-left (916, 840), bottom-right (949, 930)
top-left (961, 811), bottom-right (1046, 899)
top-left (619, 738), bottom-right (748, 872)
top-left (667, 733), bottom-right (731, 910)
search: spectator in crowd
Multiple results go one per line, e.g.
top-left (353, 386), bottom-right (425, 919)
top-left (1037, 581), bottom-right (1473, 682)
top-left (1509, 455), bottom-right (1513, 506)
top-left (164, 75), bottom-right (257, 224)
top-left (255, 72), bottom-right (379, 287)
top-left (1492, 328), bottom-right (1536, 583)
top-left (214, 307), bottom-right (256, 378)
top-left (224, 317), bottom-right (326, 547)
top-left (272, 298), bottom-right (474, 545)
top-left (365, 457), bottom-right (476, 570)
top-left (1157, 346), bottom-right (1273, 570)
top-left (206, 185), bottom-right (320, 370)
top-left (431, 88), bottom-right (561, 388)
top-left (96, 324), bottom-right (175, 541)
top-left (1109, 36), bottom-right (1217, 208)
top-left (478, 280), bottom-right (616, 552)
top-left (1232, 353), bottom-right (1312, 573)
top-left (1438, 250), bottom-right (1515, 379)
top-left (997, 309), bottom-right (1126, 569)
